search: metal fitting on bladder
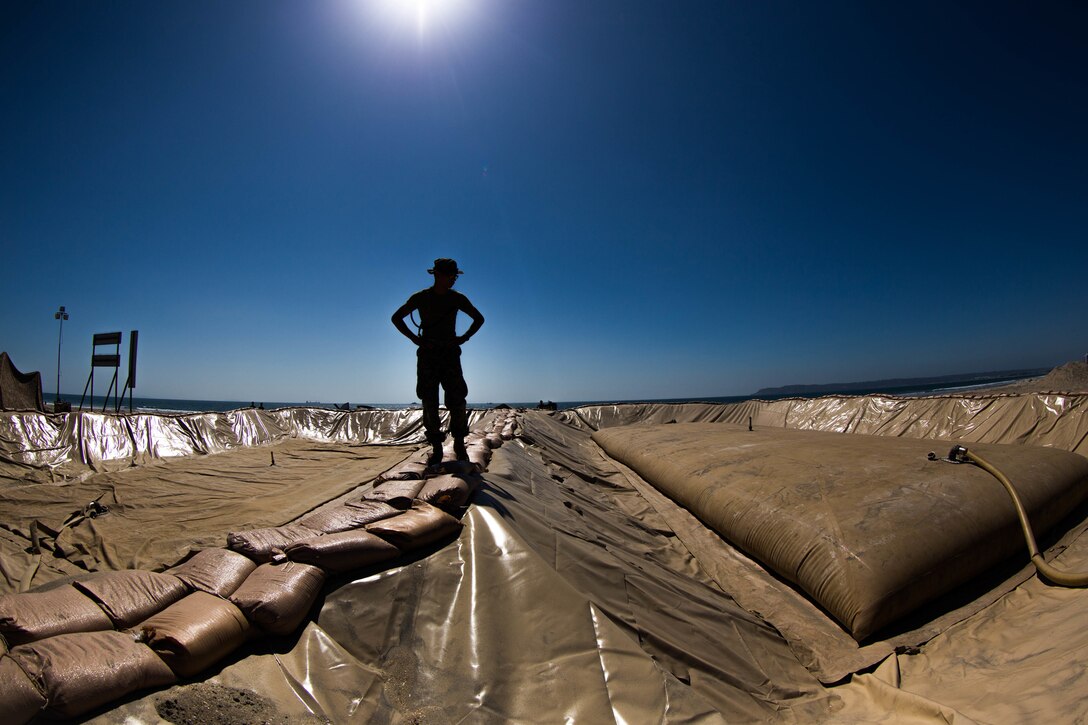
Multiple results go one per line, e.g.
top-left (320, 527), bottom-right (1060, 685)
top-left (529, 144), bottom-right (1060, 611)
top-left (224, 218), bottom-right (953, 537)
top-left (948, 445), bottom-right (969, 463)
top-left (928, 445), bottom-right (969, 464)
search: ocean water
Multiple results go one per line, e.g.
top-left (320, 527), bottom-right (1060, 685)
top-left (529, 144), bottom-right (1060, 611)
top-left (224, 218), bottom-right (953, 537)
top-left (51, 393), bottom-right (413, 415)
top-left (47, 368), bottom-right (1043, 415)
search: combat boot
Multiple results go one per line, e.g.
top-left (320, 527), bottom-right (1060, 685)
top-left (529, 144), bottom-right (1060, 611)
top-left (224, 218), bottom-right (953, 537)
top-left (428, 441), bottom-right (443, 467)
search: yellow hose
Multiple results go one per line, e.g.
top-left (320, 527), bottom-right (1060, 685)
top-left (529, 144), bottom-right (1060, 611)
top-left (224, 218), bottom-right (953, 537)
top-left (962, 447), bottom-right (1088, 587)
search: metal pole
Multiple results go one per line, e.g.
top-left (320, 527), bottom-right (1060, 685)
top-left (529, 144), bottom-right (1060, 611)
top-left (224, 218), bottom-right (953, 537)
top-left (54, 306), bottom-right (68, 403)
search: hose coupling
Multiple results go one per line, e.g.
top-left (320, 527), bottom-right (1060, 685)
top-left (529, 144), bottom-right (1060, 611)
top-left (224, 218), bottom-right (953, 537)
top-left (927, 445), bottom-right (969, 464)
top-left (948, 445), bottom-right (970, 463)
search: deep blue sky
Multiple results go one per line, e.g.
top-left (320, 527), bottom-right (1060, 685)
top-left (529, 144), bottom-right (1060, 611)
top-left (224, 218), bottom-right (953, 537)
top-left (2, 1), bottom-right (1086, 404)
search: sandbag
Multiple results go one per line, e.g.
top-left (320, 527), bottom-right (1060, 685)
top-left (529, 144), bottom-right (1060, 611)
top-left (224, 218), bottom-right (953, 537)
top-left (73, 570), bottom-right (188, 629)
top-left (298, 499), bottom-right (401, 533)
top-left (284, 529), bottom-right (401, 573)
top-left (8, 630), bottom-right (176, 718)
top-left (436, 459), bottom-right (479, 476)
top-left (130, 591), bottom-right (250, 678)
top-left (168, 548), bottom-right (257, 598)
top-left (364, 479), bottom-right (426, 508)
top-left (345, 498), bottom-right (404, 518)
top-left (442, 438), bottom-right (491, 465)
top-left (473, 433), bottom-right (494, 449)
top-left (0, 654), bottom-right (46, 724)
top-left (593, 423), bottom-right (1088, 641)
top-left (227, 523), bottom-right (318, 563)
top-left (466, 443), bottom-right (491, 469)
top-left (377, 457), bottom-right (429, 481)
top-left (230, 561), bottom-right (325, 636)
top-left (366, 501), bottom-right (463, 552)
top-left (417, 473), bottom-right (475, 510)
top-left (0, 584), bottom-right (114, 646)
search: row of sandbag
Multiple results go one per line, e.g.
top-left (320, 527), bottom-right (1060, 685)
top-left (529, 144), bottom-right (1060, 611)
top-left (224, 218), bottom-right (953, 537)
top-left (0, 415), bottom-right (516, 722)
top-left (222, 426), bottom-right (510, 566)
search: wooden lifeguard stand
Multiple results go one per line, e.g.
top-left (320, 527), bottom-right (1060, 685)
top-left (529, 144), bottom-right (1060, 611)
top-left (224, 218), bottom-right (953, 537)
top-left (79, 332), bottom-right (122, 412)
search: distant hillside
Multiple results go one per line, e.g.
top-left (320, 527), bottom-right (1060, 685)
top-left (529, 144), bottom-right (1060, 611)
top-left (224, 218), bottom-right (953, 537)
top-left (754, 367), bottom-right (1050, 397)
top-left (984, 361), bottom-right (1088, 393)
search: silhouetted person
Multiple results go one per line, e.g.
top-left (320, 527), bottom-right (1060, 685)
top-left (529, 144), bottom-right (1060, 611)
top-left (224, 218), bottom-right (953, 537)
top-left (392, 258), bottom-right (485, 465)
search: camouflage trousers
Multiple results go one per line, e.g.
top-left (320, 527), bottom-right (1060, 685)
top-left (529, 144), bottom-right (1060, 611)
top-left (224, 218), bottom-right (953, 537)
top-left (416, 345), bottom-right (469, 445)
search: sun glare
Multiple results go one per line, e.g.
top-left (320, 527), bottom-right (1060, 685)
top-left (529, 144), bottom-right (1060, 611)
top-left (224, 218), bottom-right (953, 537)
top-left (374, 0), bottom-right (469, 38)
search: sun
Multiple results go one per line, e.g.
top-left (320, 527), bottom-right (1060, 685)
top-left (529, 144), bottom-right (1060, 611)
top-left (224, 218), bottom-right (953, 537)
top-left (375, 0), bottom-right (469, 38)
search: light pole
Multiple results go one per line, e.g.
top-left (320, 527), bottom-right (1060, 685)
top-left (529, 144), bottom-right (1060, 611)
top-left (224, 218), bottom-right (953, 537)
top-left (54, 305), bottom-right (68, 404)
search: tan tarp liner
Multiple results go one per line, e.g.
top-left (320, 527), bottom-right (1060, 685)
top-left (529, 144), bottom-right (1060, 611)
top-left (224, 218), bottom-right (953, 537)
top-left (557, 392), bottom-right (1088, 456)
top-left (1, 395), bottom-right (1087, 722)
top-left (1, 434), bottom-right (415, 583)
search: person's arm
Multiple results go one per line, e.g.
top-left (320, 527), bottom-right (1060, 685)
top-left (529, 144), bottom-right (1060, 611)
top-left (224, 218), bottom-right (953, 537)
top-left (392, 301), bottom-right (422, 346)
top-left (455, 299), bottom-right (485, 345)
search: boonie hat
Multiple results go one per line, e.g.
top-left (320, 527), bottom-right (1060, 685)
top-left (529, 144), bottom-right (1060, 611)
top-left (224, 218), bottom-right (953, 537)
top-left (428, 258), bottom-right (463, 276)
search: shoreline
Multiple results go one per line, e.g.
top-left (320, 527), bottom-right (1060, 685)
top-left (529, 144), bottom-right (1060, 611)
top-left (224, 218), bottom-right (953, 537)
top-left (30, 362), bottom-right (1088, 416)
